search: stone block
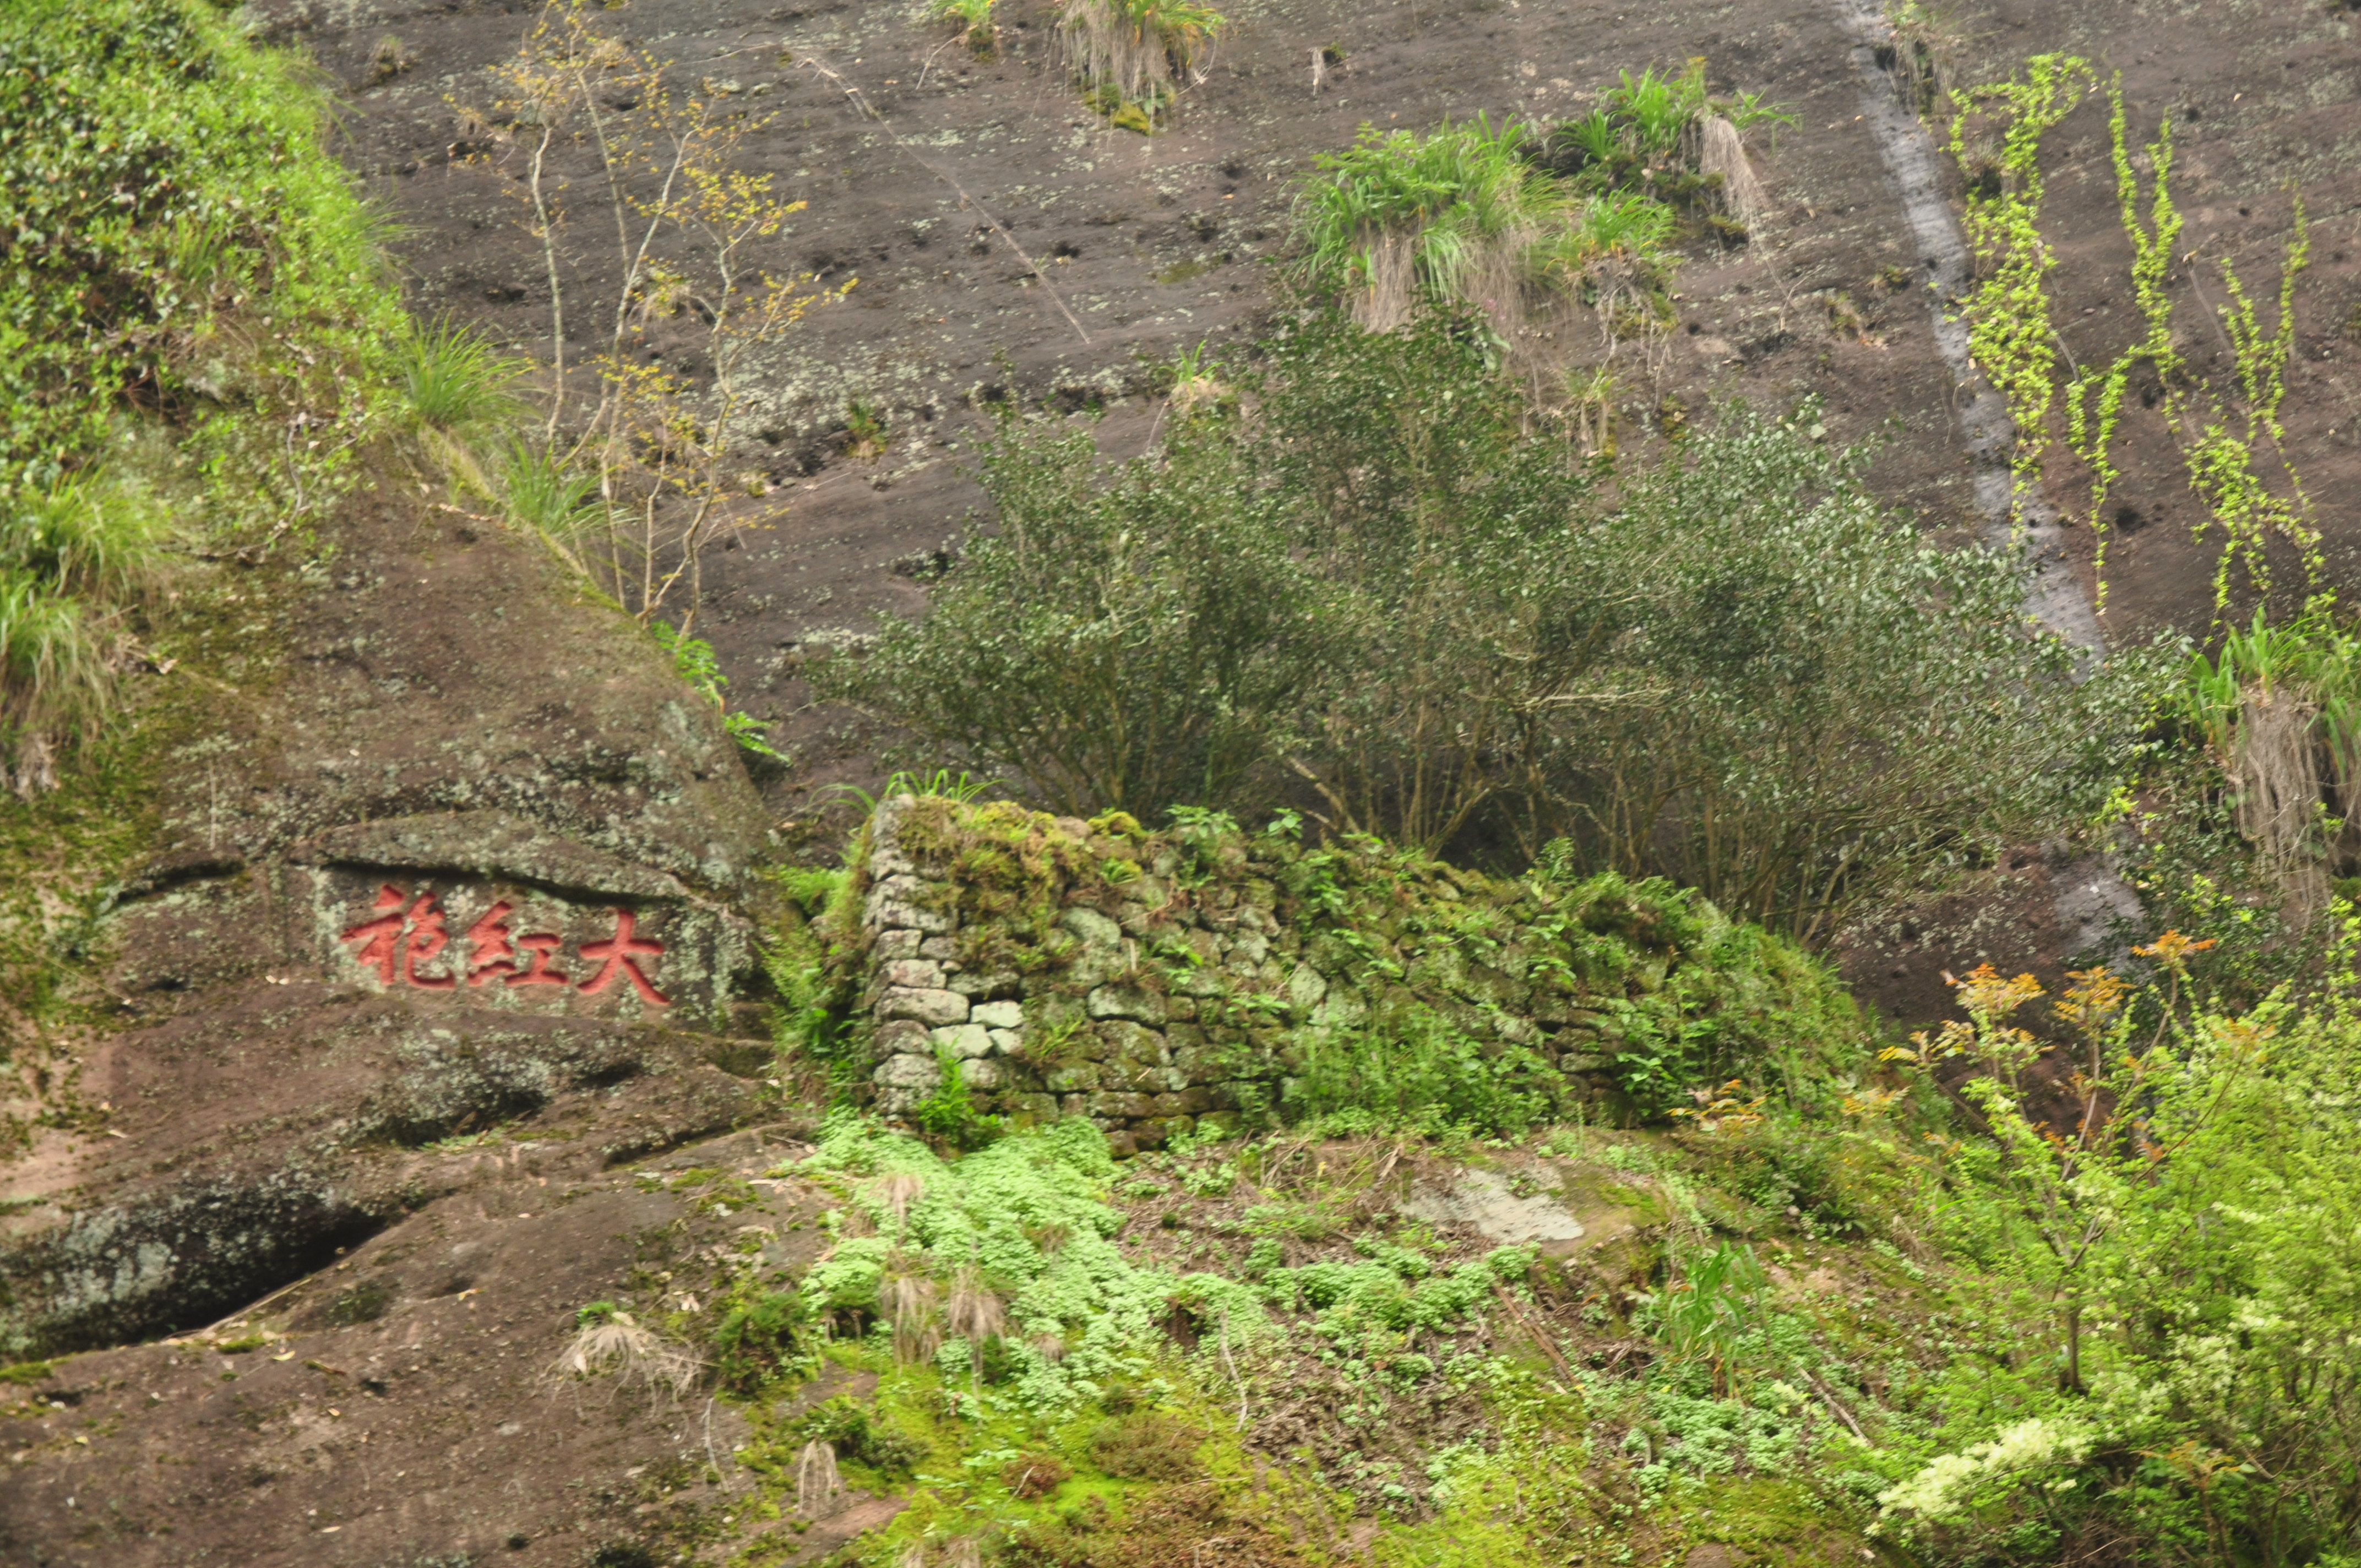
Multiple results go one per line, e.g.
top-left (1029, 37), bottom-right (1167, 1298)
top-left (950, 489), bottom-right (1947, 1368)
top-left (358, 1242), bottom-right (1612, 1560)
top-left (960, 1058), bottom-right (1005, 1090)
top-left (972, 1000), bottom-right (1025, 1030)
top-left (882, 958), bottom-right (945, 989)
top-left (1088, 984), bottom-right (1167, 1024)
top-left (987, 1028), bottom-right (1024, 1057)
top-left (1098, 1060), bottom-right (1159, 1093)
top-left (1195, 1110), bottom-right (1242, 1137)
top-left (874, 1018), bottom-right (931, 1060)
top-left (868, 897), bottom-right (952, 934)
top-left (1311, 987), bottom-right (1368, 1031)
top-left (1460, 961), bottom-right (1531, 1012)
top-left (1005, 1092), bottom-right (1059, 1120)
top-left (1172, 1043), bottom-right (1227, 1084)
top-left (1150, 1092), bottom-right (1189, 1117)
top-left (1528, 989), bottom-right (1575, 1026)
top-left (1061, 906), bottom-right (1123, 949)
top-left (1285, 963), bottom-right (1328, 1011)
top-left (1165, 995), bottom-right (1196, 1021)
top-left (1135, 1117), bottom-right (1187, 1148)
top-left (880, 987), bottom-right (969, 1026)
top-left (1103, 1128), bottom-right (1140, 1158)
top-left (920, 935), bottom-right (957, 959)
top-left (1492, 1013), bottom-right (1542, 1048)
top-left (1045, 1063), bottom-right (1103, 1095)
top-left (1172, 967), bottom-right (1227, 998)
top-left (874, 1052), bottom-right (941, 1090)
top-left (947, 967), bottom-right (1020, 999)
top-left (1086, 1091), bottom-right (1157, 1120)
top-left (1097, 1020), bottom-right (1167, 1065)
top-left (1026, 990), bottom-right (1087, 1027)
top-left (1059, 1092), bottom-right (1091, 1118)
top-left (1561, 1053), bottom-right (1611, 1074)
top-left (872, 929), bottom-right (922, 961)
top-left (1241, 878), bottom-right (1277, 911)
top-left (931, 1022), bottom-right (994, 1059)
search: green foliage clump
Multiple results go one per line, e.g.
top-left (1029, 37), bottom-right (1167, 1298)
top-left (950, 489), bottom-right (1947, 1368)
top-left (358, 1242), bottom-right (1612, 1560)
top-left (0, 478), bottom-right (166, 790)
top-left (1946, 53), bottom-right (2087, 525)
top-left (793, 1394), bottom-right (929, 1474)
top-left (792, 1115), bottom-right (1267, 1413)
top-left (649, 619), bottom-right (782, 761)
top-left (1292, 65), bottom-right (1788, 350)
top-left (1057, 0), bottom-right (1223, 132)
top-left (1956, 61), bottom-right (2319, 612)
top-left (828, 314), bottom-right (2145, 941)
top-left (712, 1289), bottom-right (810, 1392)
top-left (0, 0), bottom-right (395, 499)
top-left (1295, 116), bottom-right (1664, 335)
top-left (1856, 938), bottom-right (2361, 1565)
top-left (0, 0), bottom-right (394, 781)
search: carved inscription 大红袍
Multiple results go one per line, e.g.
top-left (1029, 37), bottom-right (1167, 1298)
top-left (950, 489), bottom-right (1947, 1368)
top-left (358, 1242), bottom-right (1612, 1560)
top-left (338, 885), bottom-right (670, 1005)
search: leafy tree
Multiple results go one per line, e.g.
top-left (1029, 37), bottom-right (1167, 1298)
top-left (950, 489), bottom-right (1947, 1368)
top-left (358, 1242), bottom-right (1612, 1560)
top-left (828, 311), bottom-right (2150, 940)
top-left (819, 413), bottom-right (1331, 818)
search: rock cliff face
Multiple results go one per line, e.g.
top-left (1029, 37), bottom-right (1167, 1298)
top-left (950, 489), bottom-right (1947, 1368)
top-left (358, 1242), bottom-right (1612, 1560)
top-left (1, 492), bottom-right (778, 1363)
top-left (831, 797), bottom-right (1863, 1153)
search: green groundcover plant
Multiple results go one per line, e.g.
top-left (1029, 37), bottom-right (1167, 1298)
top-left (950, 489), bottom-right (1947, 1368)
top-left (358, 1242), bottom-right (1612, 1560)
top-left (0, 0), bottom-right (399, 784)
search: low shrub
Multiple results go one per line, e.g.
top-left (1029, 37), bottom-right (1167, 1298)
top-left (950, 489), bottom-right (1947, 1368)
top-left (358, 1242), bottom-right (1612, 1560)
top-left (712, 1289), bottom-right (809, 1392)
top-left (1003, 1451), bottom-right (1073, 1498)
top-left (1089, 1411), bottom-right (1207, 1479)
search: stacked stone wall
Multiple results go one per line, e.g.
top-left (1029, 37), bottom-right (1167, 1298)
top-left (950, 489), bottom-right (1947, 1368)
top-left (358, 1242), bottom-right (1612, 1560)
top-left (845, 797), bottom-right (1708, 1156)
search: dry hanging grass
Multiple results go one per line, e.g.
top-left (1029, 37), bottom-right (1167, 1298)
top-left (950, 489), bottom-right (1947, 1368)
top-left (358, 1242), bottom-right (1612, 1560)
top-left (2235, 687), bottom-right (2330, 923)
top-left (945, 1264), bottom-right (1006, 1344)
top-left (1057, 0), bottom-right (1223, 123)
top-left (873, 1171), bottom-right (926, 1227)
top-left (882, 1255), bottom-right (942, 1363)
top-left (796, 1439), bottom-right (846, 1516)
top-left (547, 1309), bottom-right (701, 1400)
top-left (1696, 115), bottom-right (1766, 223)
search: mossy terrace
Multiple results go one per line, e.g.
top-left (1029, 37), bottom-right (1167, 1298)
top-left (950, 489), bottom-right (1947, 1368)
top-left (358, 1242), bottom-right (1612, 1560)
top-left (608, 1111), bottom-right (1925, 1567)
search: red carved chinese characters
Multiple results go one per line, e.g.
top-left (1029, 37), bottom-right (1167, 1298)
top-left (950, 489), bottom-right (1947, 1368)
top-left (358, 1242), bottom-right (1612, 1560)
top-left (339, 885), bottom-right (666, 1006)
top-left (508, 932), bottom-right (570, 987)
top-left (576, 908), bottom-right (670, 1005)
top-left (339, 885), bottom-right (409, 983)
top-left (465, 901), bottom-right (517, 985)
top-left (401, 894), bottom-right (458, 990)
top-left (342, 887), bottom-right (467, 988)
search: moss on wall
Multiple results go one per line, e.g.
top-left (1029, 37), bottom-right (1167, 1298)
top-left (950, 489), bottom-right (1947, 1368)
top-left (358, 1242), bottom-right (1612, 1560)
top-left (788, 797), bottom-right (1872, 1152)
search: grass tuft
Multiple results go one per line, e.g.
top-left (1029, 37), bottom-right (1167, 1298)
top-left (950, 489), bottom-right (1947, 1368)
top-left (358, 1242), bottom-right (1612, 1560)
top-left (1058, 0), bottom-right (1225, 130)
top-left (547, 1306), bottom-right (701, 1400)
top-left (393, 314), bottom-right (525, 433)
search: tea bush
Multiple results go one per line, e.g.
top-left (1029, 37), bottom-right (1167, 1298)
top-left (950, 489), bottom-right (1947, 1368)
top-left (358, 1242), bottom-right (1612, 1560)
top-left (828, 311), bottom-right (2155, 940)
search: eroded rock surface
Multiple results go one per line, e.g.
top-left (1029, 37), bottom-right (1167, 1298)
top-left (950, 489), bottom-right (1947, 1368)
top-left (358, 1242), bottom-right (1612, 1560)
top-left (3, 495), bottom-right (776, 1363)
